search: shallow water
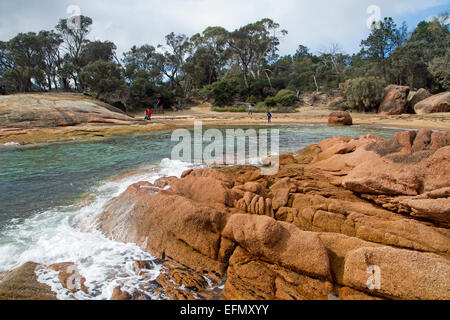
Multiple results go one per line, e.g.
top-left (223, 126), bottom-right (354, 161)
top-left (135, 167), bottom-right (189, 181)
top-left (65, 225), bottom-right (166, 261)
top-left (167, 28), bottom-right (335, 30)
top-left (0, 124), bottom-right (401, 299)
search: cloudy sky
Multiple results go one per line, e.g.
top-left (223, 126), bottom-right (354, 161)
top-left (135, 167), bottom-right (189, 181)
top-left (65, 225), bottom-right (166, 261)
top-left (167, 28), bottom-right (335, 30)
top-left (1, 0), bottom-right (448, 57)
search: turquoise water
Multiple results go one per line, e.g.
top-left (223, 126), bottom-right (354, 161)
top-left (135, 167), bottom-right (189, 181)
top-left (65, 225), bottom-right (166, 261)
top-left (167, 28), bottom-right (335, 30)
top-left (0, 132), bottom-right (174, 225)
top-left (0, 125), bottom-right (400, 227)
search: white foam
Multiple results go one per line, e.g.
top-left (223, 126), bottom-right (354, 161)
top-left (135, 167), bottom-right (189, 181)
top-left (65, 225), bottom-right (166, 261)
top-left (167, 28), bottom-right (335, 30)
top-left (1, 142), bottom-right (21, 147)
top-left (0, 158), bottom-right (194, 300)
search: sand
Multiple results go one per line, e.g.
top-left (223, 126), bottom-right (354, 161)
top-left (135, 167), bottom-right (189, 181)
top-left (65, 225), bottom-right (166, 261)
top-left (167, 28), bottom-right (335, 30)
top-left (1, 103), bottom-right (449, 146)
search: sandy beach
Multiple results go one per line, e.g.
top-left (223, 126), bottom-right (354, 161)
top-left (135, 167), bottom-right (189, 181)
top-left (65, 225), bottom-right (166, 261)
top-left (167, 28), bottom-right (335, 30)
top-left (1, 103), bottom-right (449, 146)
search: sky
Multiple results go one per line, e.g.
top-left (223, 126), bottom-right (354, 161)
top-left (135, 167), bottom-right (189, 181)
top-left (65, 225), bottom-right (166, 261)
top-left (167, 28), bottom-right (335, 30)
top-left (0, 0), bottom-right (449, 58)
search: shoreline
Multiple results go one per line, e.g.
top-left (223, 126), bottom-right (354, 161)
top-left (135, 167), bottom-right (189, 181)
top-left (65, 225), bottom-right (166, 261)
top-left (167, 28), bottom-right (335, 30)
top-left (1, 109), bottom-right (449, 146)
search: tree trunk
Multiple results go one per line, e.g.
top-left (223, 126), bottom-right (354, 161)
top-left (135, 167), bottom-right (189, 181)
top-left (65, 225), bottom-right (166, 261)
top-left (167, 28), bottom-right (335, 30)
top-left (243, 65), bottom-right (249, 88)
top-left (264, 70), bottom-right (273, 90)
top-left (313, 76), bottom-right (319, 93)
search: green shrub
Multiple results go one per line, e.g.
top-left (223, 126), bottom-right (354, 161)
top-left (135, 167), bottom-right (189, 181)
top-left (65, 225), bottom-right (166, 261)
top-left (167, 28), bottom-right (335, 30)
top-left (273, 89), bottom-right (298, 106)
top-left (264, 97), bottom-right (277, 107)
top-left (240, 78), bottom-right (273, 100)
top-left (328, 98), bottom-right (350, 111)
top-left (203, 80), bottom-right (237, 106)
top-left (212, 105), bottom-right (248, 112)
top-left (343, 77), bottom-right (385, 112)
top-left (247, 95), bottom-right (258, 104)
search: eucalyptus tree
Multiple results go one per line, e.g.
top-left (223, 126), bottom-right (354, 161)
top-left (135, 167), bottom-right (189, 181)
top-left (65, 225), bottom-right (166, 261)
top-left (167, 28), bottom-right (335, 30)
top-left (0, 32), bottom-right (45, 92)
top-left (188, 26), bottom-right (231, 85)
top-left (56, 15), bottom-right (93, 90)
top-left (81, 40), bottom-right (118, 66)
top-left (156, 32), bottom-right (192, 92)
top-left (122, 44), bottom-right (161, 82)
top-left (38, 30), bottom-right (63, 90)
top-left (80, 60), bottom-right (125, 99)
top-left (227, 18), bottom-right (287, 87)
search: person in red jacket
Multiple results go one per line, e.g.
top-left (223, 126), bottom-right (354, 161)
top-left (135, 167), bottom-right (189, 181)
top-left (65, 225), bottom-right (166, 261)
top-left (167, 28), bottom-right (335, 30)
top-left (145, 108), bottom-right (152, 120)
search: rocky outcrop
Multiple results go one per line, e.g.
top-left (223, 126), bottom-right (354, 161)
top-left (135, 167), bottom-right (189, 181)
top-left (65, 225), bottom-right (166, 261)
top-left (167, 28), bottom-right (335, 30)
top-left (414, 92), bottom-right (450, 114)
top-left (94, 130), bottom-right (450, 300)
top-left (0, 93), bottom-right (134, 128)
top-left (379, 85), bottom-right (410, 115)
top-left (328, 111), bottom-right (353, 126)
top-left (0, 262), bottom-right (56, 300)
top-left (408, 88), bottom-right (432, 112)
top-left (111, 259), bottom-right (218, 300)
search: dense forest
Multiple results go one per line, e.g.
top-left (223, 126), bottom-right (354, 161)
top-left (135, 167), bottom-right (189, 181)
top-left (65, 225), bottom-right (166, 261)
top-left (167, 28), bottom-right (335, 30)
top-left (0, 13), bottom-right (448, 113)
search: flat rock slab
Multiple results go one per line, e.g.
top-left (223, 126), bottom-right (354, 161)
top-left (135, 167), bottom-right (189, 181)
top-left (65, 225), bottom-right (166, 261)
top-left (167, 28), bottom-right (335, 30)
top-left (0, 93), bottom-right (134, 128)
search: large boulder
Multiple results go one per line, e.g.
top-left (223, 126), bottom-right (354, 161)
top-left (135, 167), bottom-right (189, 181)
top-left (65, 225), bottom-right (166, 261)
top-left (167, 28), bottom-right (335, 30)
top-left (342, 134), bottom-right (450, 197)
top-left (328, 111), bottom-right (353, 126)
top-left (0, 93), bottom-right (134, 128)
top-left (379, 85), bottom-right (410, 115)
top-left (408, 88), bottom-right (432, 112)
top-left (414, 92), bottom-right (450, 114)
top-left (303, 130), bottom-right (450, 227)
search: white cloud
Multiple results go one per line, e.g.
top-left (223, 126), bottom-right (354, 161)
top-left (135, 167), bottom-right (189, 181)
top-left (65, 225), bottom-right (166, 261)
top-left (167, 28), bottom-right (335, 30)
top-left (0, 0), bottom-right (448, 58)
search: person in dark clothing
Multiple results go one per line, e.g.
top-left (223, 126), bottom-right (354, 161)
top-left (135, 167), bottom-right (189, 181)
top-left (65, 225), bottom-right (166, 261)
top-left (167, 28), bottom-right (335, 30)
top-left (267, 111), bottom-right (272, 123)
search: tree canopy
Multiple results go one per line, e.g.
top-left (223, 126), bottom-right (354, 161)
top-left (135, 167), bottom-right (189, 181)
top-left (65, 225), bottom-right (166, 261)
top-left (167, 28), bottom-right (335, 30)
top-left (0, 13), bottom-right (448, 111)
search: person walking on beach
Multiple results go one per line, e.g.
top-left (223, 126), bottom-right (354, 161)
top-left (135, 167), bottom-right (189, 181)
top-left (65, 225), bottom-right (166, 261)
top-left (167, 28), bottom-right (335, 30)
top-left (145, 108), bottom-right (152, 121)
top-left (248, 104), bottom-right (254, 117)
top-left (267, 111), bottom-right (272, 123)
